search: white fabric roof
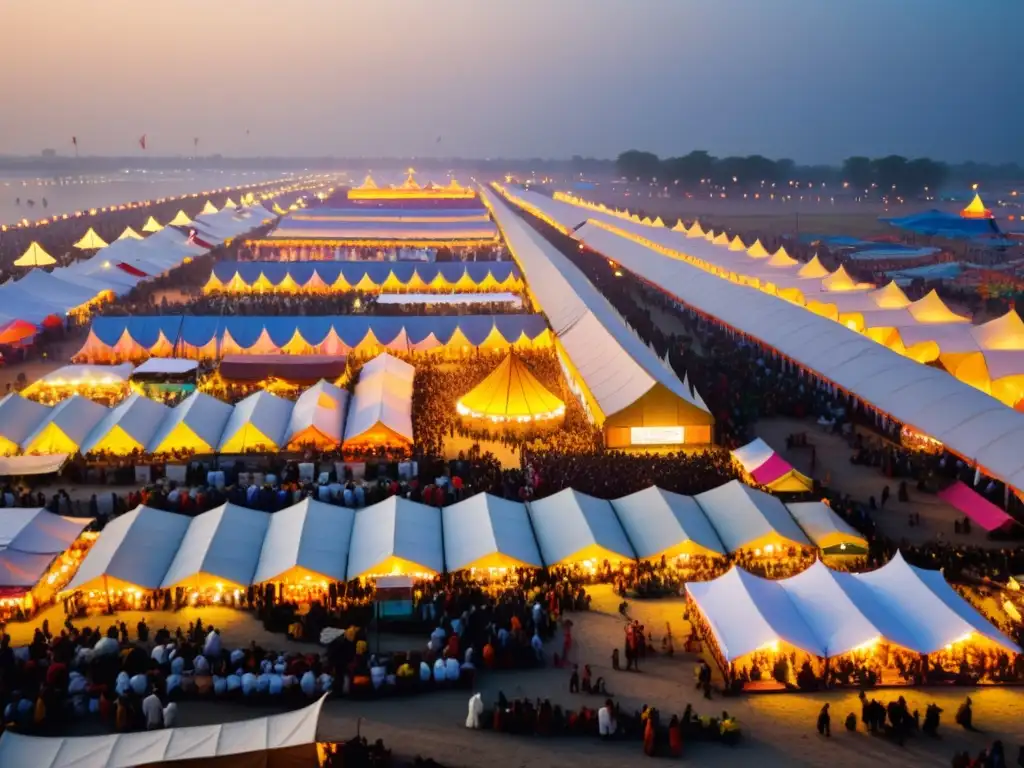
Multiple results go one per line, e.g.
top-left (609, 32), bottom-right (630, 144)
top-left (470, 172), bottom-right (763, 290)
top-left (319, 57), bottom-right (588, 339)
top-left (731, 438), bottom-right (776, 473)
top-left (147, 391), bottom-right (234, 453)
top-left (442, 493), bottom-right (543, 571)
top-left (252, 498), bottom-right (354, 584)
top-left (66, 506), bottom-right (191, 591)
top-left (34, 363), bottom-right (134, 386)
top-left (0, 394), bottom-right (51, 447)
top-left (376, 292), bottom-right (522, 306)
top-left (0, 550), bottom-right (64, 588)
top-left (79, 393), bottom-right (170, 455)
top-left (694, 480), bottom-right (811, 552)
top-left (0, 508), bottom-right (90, 553)
top-left (786, 501), bottom-right (868, 550)
top-left (0, 454), bottom-right (69, 476)
top-left (21, 395), bottom-right (109, 452)
top-left (217, 390), bottom-right (294, 452)
top-left (346, 495), bottom-right (443, 579)
top-left (160, 503), bottom-right (271, 588)
top-left (285, 379), bottom-right (349, 446)
top-left (132, 358), bottom-right (199, 375)
top-left (527, 488), bottom-right (635, 564)
top-left (483, 187), bottom-right (708, 420)
top-left (0, 693), bottom-right (325, 768)
top-left (610, 486), bottom-right (725, 559)
top-left (343, 353), bottom-right (414, 444)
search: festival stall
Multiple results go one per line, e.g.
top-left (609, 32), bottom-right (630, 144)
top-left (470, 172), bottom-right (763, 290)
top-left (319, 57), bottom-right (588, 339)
top-left (284, 379), bottom-right (349, 449)
top-left (731, 438), bottom-right (813, 493)
top-left (346, 496), bottom-right (444, 579)
top-left (20, 395), bottom-right (109, 455)
top-left (78, 393), bottom-right (170, 456)
top-left (693, 480), bottom-right (812, 556)
top-left (0, 395), bottom-right (51, 455)
top-left (785, 501), bottom-right (869, 554)
top-left (527, 488), bottom-right (636, 567)
top-left (342, 353), bottom-right (414, 452)
top-left (20, 363), bottom-right (134, 405)
top-left (610, 486), bottom-right (726, 561)
top-left (442, 493), bottom-right (544, 573)
top-left (147, 391), bottom-right (234, 455)
top-left (456, 352), bottom-right (565, 430)
top-left (217, 390), bottom-right (294, 453)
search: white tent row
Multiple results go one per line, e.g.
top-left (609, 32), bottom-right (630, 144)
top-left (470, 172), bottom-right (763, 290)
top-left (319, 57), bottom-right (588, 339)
top-left (343, 352), bottom-right (415, 445)
top-left (0, 694), bottom-right (326, 768)
top-left (482, 187), bottom-right (709, 422)
top-left (0, 508), bottom-right (91, 589)
top-left (375, 291), bottom-right (523, 307)
top-left (687, 554), bottom-right (1020, 662)
top-left (560, 220), bottom-right (1024, 494)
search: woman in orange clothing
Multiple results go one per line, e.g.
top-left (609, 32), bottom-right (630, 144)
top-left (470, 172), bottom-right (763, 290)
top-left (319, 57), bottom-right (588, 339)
top-left (482, 642), bottom-right (495, 669)
top-left (643, 715), bottom-right (656, 757)
top-left (668, 714), bottom-right (683, 757)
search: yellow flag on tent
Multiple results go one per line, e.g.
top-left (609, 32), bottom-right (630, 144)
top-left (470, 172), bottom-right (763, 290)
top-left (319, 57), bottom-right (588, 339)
top-left (168, 210), bottom-right (192, 226)
top-left (74, 227), bottom-right (108, 250)
top-left (13, 242), bottom-right (56, 267)
top-left (141, 216), bottom-right (163, 233)
top-left (117, 226), bottom-right (144, 241)
top-left (222, 198), bottom-right (237, 209)
top-left (201, 200), bottom-right (218, 215)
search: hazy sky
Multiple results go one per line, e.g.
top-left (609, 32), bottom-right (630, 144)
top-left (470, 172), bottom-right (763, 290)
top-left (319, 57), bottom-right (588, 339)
top-left (1, 0), bottom-right (1020, 164)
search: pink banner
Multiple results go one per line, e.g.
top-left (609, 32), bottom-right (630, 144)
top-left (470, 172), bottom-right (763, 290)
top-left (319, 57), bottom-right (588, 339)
top-left (938, 481), bottom-right (1015, 532)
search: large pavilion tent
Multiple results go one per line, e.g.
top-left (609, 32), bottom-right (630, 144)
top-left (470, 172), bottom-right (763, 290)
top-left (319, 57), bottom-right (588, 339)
top-left (252, 498), bottom-right (355, 584)
top-left (22, 363), bottom-right (135, 397)
top-left (442, 493), bottom-right (544, 571)
top-left (343, 353), bottom-right (414, 449)
top-left (457, 352), bottom-right (564, 424)
top-left (217, 390), bottom-right (294, 453)
top-left (346, 496), bottom-right (444, 579)
top-left (610, 486), bottom-right (726, 560)
top-left (65, 506), bottom-right (191, 592)
top-left (78, 393), bottom-right (170, 455)
top-left (160, 503), bottom-right (271, 590)
top-left (785, 501), bottom-right (869, 552)
top-left (694, 480), bottom-right (811, 554)
top-left (482, 187), bottom-right (713, 448)
top-left (553, 216), bottom-right (1024, 495)
top-left (0, 508), bottom-right (91, 591)
top-left (527, 488), bottom-right (636, 565)
top-left (0, 694), bottom-right (327, 768)
top-left (0, 395), bottom-right (51, 455)
top-left (731, 437), bottom-right (813, 493)
top-left (284, 379), bottom-right (349, 449)
top-left (147, 391), bottom-right (234, 454)
top-left (20, 395), bottom-right (109, 455)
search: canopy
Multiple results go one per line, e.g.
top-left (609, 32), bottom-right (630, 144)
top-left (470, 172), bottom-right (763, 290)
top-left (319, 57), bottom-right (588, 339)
top-left (168, 210), bottom-right (192, 226)
top-left (731, 437), bottom-right (813, 492)
top-left (217, 390), bottom-right (293, 453)
top-left (252, 498), bottom-right (355, 584)
top-left (285, 379), bottom-right (349, 449)
top-left (0, 508), bottom-right (90, 554)
top-left (0, 454), bottom-right (69, 476)
top-left (73, 227), bottom-right (108, 250)
top-left (160, 503), bottom-right (271, 590)
top-left (79, 393), bottom-right (169, 455)
top-left (147, 392), bottom-right (233, 454)
top-left (785, 501), bottom-right (868, 551)
top-left (21, 395), bottom-right (108, 454)
top-left (457, 353), bottom-right (564, 423)
top-left (961, 193), bottom-right (993, 219)
top-left (0, 694), bottom-right (325, 768)
top-left (65, 505), bottom-right (191, 592)
top-left (117, 226), bottom-right (144, 241)
top-left (201, 200), bottom-right (219, 214)
top-left (132, 358), bottom-right (199, 376)
top-left (141, 216), bottom-right (163, 233)
top-left (13, 242), bottom-right (55, 267)
top-left (0, 395), bottom-right (51, 455)
top-left (346, 496), bottom-right (443, 579)
top-left (610, 486), bottom-right (725, 560)
top-left (694, 480), bottom-right (811, 553)
top-left (442, 493), bottom-right (543, 571)
top-left (937, 482), bottom-right (1016, 532)
top-left (527, 488), bottom-right (635, 565)
top-left (343, 353), bottom-right (414, 448)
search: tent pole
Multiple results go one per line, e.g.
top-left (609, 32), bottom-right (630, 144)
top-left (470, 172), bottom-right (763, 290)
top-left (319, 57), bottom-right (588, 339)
top-left (103, 574), bottom-right (113, 615)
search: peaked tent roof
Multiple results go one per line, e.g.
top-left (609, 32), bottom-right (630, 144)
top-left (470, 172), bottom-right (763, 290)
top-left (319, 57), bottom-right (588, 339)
top-left (147, 391), bottom-right (233, 454)
top-left (610, 486), bottom-right (725, 559)
top-left (527, 488), bottom-right (635, 565)
top-left (160, 503), bottom-right (271, 589)
top-left (141, 216), bottom-right (164, 233)
top-left (217, 390), bottom-right (293, 452)
top-left (13, 242), bottom-right (56, 267)
top-left (961, 193), bottom-right (993, 219)
top-left (746, 240), bottom-right (770, 258)
top-left (907, 290), bottom-right (970, 324)
top-left (694, 480), bottom-right (811, 553)
top-left (285, 379), bottom-right (349, 447)
top-left (117, 226), bottom-right (144, 241)
top-left (343, 353), bottom-right (414, 445)
top-left (786, 501), bottom-right (868, 550)
top-left (0, 395), bottom-right (51, 453)
top-left (346, 495), bottom-right (444, 579)
top-left (0, 508), bottom-right (90, 554)
top-left (457, 352), bottom-right (564, 421)
top-left (21, 395), bottom-right (108, 454)
top-left (870, 281), bottom-right (912, 309)
top-left (972, 310), bottom-right (1024, 350)
top-left (201, 200), bottom-right (219, 214)
top-left (252, 498), bottom-right (355, 584)
top-left (79, 393), bottom-right (170, 455)
top-left (73, 227), bottom-right (108, 249)
top-left (168, 210), bottom-right (192, 226)
top-left (442, 493), bottom-right (543, 571)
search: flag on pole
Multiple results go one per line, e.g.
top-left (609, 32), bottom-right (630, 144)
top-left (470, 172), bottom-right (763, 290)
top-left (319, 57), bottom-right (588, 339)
top-left (139, 134), bottom-right (147, 150)
top-left (72, 136), bottom-right (78, 157)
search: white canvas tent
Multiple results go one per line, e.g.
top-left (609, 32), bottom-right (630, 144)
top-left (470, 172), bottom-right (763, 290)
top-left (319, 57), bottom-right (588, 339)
top-left (79, 393), bottom-right (170, 455)
top-left (20, 395), bottom-right (109, 454)
top-left (527, 488), bottom-right (635, 565)
top-left (147, 391), bottom-right (234, 454)
top-left (0, 694), bottom-right (326, 768)
top-left (610, 486), bottom-right (725, 560)
top-left (217, 390), bottom-right (293, 453)
top-left (346, 495), bottom-right (443, 579)
top-left (442, 493), bottom-right (543, 571)
top-left (0, 394), bottom-right (50, 455)
top-left (160, 503), bottom-right (271, 590)
top-left (0, 508), bottom-right (90, 553)
top-left (786, 501), bottom-right (868, 551)
top-left (694, 480), bottom-right (811, 553)
top-left (343, 353), bottom-right (414, 447)
top-left (285, 379), bottom-right (349, 448)
top-left (252, 498), bottom-right (354, 584)
top-left (65, 506), bottom-right (191, 592)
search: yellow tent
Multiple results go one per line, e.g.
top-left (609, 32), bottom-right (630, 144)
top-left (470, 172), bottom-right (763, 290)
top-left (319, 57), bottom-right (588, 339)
top-left (141, 216), bottom-right (163, 233)
top-left (117, 226), bottom-right (144, 241)
top-left (13, 242), bottom-right (56, 267)
top-left (201, 201), bottom-right (218, 215)
top-left (168, 210), bottom-right (192, 226)
top-left (652, 216), bottom-right (665, 227)
top-left (686, 221), bottom-right (705, 238)
top-left (960, 193), bottom-right (992, 219)
top-left (704, 229), bottom-right (716, 242)
top-left (74, 228), bottom-right (108, 250)
top-left (728, 235), bottom-right (747, 252)
top-left (712, 232), bottom-right (730, 246)
top-left (907, 290), bottom-right (971, 324)
top-left (797, 255), bottom-right (830, 279)
top-left (821, 265), bottom-right (867, 292)
top-left (973, 310), bottom-right (1024, 350)
top-left (765, 247), bottom-right (799, 268)
top-left (672, 219), bottom-right (686, 232)
top-left (641, 216), bottom-right (653, 226)
top-left (870, 281), bottom-right (911, 309)
top-left (746, 239), bottom-right (770, 258)
top-left (457, 353), bottom-right (565, 424)
top-left (222, 198), bottom-right (238, 209)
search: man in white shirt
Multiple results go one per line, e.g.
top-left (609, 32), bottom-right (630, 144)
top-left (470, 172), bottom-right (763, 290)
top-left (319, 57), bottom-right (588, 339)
top-left (163, 701), bottom-right (178, 728)
top-left (598, 699), bottom-right (616, 739)
top-left (142, 692), bottom-right (164, 730)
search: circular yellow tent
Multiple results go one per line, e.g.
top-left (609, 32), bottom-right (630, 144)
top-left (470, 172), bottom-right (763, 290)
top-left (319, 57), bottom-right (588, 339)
top-left (456, 353), bottom-right (565, 427)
